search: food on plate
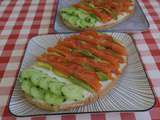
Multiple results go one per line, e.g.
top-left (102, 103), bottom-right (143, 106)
top-left (60, 0), bottom-right (135, 30)
top-left (19, 31), bottom-right (128, 111)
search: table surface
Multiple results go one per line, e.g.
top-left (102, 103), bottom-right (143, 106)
top-left (0, 0), bottom-right (160, 120)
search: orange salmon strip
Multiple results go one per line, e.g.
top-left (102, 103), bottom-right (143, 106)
top-left (101, 41), bottom-right (127, 55)
top-left (73, 3), bottom-right (111, 22)
top-left (64, 55), bottom-right (113, 79)
top-left (71, 34), bottom-right (125, 57)
top-left (73, 0), bottom-right (133, 22)
top-left (59, 38), bottom-right (119, 66)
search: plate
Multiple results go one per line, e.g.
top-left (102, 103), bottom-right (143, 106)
top-left (8, 33), bottom-right (155, 117)
top-left (54, 0), bottom-right (149, 33)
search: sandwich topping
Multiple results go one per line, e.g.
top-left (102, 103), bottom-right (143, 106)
top-left (19, 31), bottom-right (127, 106)
top-left (20, 68), bottom-right (86, 105)
top-left (60, 0), bottom-right (134, 29)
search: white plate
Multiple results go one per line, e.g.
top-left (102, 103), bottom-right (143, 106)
top-left (54, 0), bottom-right (149, 33)
top-left (9, 32), bottom-right (155, 117)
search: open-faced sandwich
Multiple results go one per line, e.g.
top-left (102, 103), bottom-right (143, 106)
top-left (19, 31), bottom-right (128, 111)
top-left (60, 0), bottom-right (135, 30)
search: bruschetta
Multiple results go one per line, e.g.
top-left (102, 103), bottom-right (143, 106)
top-left (19, 31), bottom-right (128, 111)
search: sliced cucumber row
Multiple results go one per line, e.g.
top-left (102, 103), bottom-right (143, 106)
top-left (19, 68), bottom-right (86, 105)
top-left (60, 7), bottom-right (99, 28)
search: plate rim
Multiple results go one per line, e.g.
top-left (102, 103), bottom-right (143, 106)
top-left (8, 33), bottom-right (156, 117)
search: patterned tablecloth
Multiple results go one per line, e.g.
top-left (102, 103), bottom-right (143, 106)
top-left (0, 0), bottom-right (160, 120)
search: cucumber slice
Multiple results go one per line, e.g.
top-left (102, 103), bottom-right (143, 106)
top-left (77, 20), bottom-right (89, 28)
top-left (31, 72), bottom-right (49, 86)
top-left (61, 7), bottom-right (76, 14)
top-left (75, 11), bottom-right (87, 19)
top-left (19, 71), bottom-right (28, 82)
top-left (39, 77), bottom-right (51, 90)
top-left (20, 68), bottom-right (41, 82)
top-left (30, 74), bottom-right (40, 86)
top-left (61, 13), bottom-right (71, 21)
top-left (44, 92), bottom-right (64, 105)
top-left (30, 87), bottom-right (44, 100)
top-left (85, 16), bottom-right (96, 23)
top-left (68, 16), bottom-right (79, 25)
top-left (62, 84), bottom-right (85, 101)
top-left (21, 80), bottom-right (32, 94)
top-left (49, 81), bottom-right (64, 96)
top-left (19, 68), bottom-right (34, 81)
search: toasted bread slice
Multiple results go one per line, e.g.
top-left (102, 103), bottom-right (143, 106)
top-left (60, 1), bottom-right (135, 31)
top-left (22, 39), bottom-right (128, 111)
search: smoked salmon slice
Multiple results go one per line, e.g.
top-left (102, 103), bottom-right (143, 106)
top-left (37, 31), bottom-right (127, 92)
top-left (72, 0), bottom-right (133, 22)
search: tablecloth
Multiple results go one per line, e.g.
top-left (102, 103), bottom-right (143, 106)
top-left (0, 0), bottom-right (160, 120)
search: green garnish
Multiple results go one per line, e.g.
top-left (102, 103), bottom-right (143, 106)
top-left (96, 72), bottom-right (108, 81)
top-left (68, 76), bottom-right (93, 92)
top-left (80, 50), bottom-right (95, 59)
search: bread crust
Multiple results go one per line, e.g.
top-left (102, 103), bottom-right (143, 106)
top-left (23, 39), bottom-right (128, 111)
top-left (60, 1), bottom-right (135, 31)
